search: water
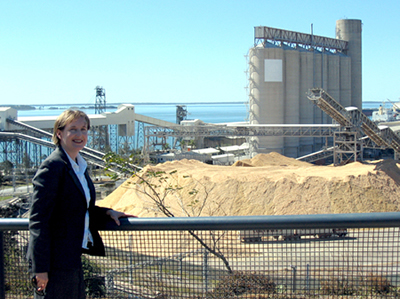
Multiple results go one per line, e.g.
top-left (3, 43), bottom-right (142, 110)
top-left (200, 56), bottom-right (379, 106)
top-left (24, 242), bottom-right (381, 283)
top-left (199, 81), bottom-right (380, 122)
top-left (18, 103), bottom-right (249, 124)
top-left (363, 101), bottom-right (384, 109)
top-left (12, 101), bottom-right (382, 154)
top-left (19, 101), bottom-right (381, 123)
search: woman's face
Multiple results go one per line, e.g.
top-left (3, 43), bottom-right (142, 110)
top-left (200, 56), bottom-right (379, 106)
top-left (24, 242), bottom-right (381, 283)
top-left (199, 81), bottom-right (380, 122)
top-left (57, 116), bottom-right (88, 159)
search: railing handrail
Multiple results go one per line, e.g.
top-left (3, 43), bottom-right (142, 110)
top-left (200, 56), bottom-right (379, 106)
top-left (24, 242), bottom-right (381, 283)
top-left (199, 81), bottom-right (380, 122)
top-left (2, 212), bottom-right (400, 231)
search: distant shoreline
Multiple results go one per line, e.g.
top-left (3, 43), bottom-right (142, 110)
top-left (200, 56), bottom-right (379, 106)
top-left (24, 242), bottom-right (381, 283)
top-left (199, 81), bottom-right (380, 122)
top-left (1, 101), bottom-right (380, 112)
top-left (0, 102), bottom-right (246, 111)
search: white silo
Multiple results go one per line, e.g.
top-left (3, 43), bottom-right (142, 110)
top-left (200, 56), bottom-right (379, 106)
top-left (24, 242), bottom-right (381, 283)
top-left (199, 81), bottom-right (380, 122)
top-left (321, 52), bottom-right (329, 124)
top-left (248, 46), bottom-right (263, 125)
top-left (249, 43), bottom-right (285, 154)
top-left (327, 53), bottom-right (340, 107)
top-left (312, 50), bottom-right (324, 124)
top-left (248, 46), bottom-right (262, 156)
top-left (336, 19), bottom-right (362, 108)
top-left (299, 49), bottom-right (314, 155)
top-left (249, 20), bottom-right (362, 158)
top-left (339, 54), bottom-right (352, 108)
top-left (284, 46), bottom-right (300, 157)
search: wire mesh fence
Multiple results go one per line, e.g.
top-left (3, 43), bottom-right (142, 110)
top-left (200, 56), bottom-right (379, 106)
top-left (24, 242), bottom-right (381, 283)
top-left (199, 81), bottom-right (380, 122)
top-left (2, 214), bottom-right (400, 298)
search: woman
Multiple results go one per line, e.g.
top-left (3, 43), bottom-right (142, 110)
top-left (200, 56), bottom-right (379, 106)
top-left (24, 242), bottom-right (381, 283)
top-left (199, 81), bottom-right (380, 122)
top-left (27, 110), bottom-right (133, 298)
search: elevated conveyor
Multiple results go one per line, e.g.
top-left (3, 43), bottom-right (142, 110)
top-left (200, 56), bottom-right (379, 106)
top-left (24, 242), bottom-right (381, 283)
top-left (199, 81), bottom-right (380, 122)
top-left (144, 123), bottom-right (339, 154)
top-left (6, 118), bottom-right (106, 160)
top-left (145, 124), bottom-right (339, 138)
top-left (2, 120), bottom-right (142, 172)
top-left (307, 88), bottom-right (400, 156)
top-left (296, 146), bottom-right (335, 163)
top-left (0, 132), bottom-right (102, 162)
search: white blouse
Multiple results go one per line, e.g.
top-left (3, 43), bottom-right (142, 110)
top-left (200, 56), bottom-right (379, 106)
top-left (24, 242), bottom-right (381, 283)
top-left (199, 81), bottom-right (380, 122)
top-left (64, 150), bottom-right (94, 249)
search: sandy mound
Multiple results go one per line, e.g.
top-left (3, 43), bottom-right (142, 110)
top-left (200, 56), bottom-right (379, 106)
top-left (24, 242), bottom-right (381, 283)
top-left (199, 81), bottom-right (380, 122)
top-left (232, 152), bottom-right (311, 168)
top-left (98, 153), bottom-right (400, 217)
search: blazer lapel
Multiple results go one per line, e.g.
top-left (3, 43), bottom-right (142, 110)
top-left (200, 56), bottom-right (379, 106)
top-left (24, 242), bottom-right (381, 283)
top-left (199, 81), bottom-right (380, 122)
top-left (58, 147), bottom-right (87, 199)
top-left (68, 167), bottom-right (86, 198)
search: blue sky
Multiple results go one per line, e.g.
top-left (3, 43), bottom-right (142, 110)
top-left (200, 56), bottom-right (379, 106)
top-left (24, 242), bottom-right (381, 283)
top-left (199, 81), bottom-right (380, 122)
top-left (1, 0), bottom-right (399, 105)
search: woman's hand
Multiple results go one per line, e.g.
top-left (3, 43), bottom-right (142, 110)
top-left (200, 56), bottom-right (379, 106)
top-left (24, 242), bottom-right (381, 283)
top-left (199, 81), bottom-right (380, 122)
top-left (106, 210), bottom-right (136, 226)
top-left (35, 272), bottom-right (49, 292)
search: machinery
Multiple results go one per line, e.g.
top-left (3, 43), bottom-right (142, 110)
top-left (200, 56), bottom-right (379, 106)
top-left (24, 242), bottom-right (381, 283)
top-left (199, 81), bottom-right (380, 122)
top-left (239, 228), bottom-right (348, 242)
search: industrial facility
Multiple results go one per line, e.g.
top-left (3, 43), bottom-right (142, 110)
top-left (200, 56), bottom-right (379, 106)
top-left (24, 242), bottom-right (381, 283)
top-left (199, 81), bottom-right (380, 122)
top-left (248, 19), bottom-right (362, 157)
top-left (6, 18), bottom-right (400, 170)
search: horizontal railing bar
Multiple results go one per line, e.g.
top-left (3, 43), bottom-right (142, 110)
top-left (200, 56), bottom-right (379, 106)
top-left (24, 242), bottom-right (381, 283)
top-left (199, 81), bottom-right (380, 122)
top-left (0, 219), bottom-right (28, 231)
top-left (2, 212), bottom-right (400, 231)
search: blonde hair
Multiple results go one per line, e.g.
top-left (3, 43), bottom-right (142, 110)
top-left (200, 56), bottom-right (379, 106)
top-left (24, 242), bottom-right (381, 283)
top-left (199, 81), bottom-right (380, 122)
top-left (52, 110), bottom-right (90, 145)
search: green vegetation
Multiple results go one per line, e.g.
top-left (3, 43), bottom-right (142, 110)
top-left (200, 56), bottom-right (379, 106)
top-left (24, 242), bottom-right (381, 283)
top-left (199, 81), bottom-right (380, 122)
top-left (2, 231), bottom-right (31, 296)
top-left (0, 195), bottom-right (13, 202)
top-left (320, 272), bottom-right (398, 296)
top-left (82, 256), bottom-right (106, 298)
top-left (205, 271), bottom-right (276, 298)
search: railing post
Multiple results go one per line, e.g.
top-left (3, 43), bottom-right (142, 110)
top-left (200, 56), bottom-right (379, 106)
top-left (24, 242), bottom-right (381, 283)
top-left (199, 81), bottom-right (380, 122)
top-left (306, 264), bottom-right (310, 294)
top-left (105, 273), bottom-right (114, 295)
top-left (0, 231), bottom-right (5, 299)
top-left (202, 249), bottom-right (209, 293)
top-left (290, 265), bottom-right (297, 293)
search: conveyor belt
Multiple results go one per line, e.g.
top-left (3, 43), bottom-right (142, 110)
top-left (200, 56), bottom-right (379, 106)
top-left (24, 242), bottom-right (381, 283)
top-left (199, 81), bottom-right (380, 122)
top-left (6, 118), bottom-right (105, 159)
top-left (307, 88), bottom-right (400, 155)
top-left (0, 131), bottom-right (142, 172)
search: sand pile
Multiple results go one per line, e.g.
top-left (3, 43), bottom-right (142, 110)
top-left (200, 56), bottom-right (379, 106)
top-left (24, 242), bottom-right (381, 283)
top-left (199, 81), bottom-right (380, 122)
top-left (98, 153), bottom-right (400, 217)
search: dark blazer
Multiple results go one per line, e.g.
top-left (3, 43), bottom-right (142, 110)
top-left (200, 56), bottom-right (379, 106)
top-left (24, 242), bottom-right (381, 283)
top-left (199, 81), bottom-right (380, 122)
top-left (27, 146), bottom-right (110, 273)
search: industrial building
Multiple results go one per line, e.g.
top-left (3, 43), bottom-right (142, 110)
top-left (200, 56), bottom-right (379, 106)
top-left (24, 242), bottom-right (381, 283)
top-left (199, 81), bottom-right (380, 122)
top-left (3, 19), bottom-right (378, 169)
top-left (248, 19), bottom-right (362, 157)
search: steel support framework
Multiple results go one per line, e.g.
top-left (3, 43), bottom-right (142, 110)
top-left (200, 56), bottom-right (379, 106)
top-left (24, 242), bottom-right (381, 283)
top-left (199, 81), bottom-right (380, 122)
top-left (109, 124), bottom-right (118, 153)
top-left (94, 86), bottom-right (109, 151)
top-left (145, 125), bottom-right (339, 138)
top-left (0, 134), bottom-right (138, 174)
top-left (333, 130), bottom-right (363, 165)
top-left (307, 88), bottom-right (400, 163)
top-left (0, 134), bottom-right (53, 168)
top-left (144, 124), bottom-right (339, 153)
top-left (254, 26), bottom-right (348, 53)
top-left (136, 121), bottom-right (145, 149)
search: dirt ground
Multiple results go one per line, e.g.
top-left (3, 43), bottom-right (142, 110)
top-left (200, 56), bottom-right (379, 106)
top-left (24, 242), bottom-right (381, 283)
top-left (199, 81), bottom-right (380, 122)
top-left (98, 153), bottom-right (400, 217)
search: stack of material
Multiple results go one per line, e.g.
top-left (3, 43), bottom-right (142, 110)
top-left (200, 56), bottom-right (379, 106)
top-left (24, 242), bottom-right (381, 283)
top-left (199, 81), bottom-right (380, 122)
top-left (99, 153), bottom-right (400, 217)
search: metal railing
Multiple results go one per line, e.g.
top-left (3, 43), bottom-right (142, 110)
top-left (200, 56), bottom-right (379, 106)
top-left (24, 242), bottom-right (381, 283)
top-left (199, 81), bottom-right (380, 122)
top-left (1, 212), bottom-right (400, 298)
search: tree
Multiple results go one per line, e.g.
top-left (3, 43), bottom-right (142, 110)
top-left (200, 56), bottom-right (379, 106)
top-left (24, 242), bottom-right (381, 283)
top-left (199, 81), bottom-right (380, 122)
top-left (188, 139), bottom-right (196, 149)
top-left (21, 153), bottom-right (32, 169)
top-left (1, 160), bottom-right (14, 175)
top-left (103, 152), bottom-right (233, 273)
top-left (179, 139), bottom-right (186, 150)
top-left (0, 173), bottom-right (4, 189)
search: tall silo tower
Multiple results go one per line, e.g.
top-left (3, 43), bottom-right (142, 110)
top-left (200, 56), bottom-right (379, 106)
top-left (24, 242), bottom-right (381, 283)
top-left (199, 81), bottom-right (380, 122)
top-left (249, 44), bottom-right (285, 154)
top-left (336, 19), bottom-right (362, 108)
top-left (248, 20), bottom-right (362, 157)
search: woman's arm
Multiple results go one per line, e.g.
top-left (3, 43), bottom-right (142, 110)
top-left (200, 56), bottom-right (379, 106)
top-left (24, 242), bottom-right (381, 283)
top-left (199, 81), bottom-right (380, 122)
top-left (106, 209), bottom-right (136, 226)
top-left (29, 162), bottom-right (62, 273)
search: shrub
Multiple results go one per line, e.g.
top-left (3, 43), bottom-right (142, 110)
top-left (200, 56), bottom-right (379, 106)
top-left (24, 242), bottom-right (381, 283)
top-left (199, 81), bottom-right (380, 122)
top-left (320, 275), bottom-right (355, 295)
top-left (82, 255), bottom-right (106, 297)
top-left (3, 231), bottom-right (31, 296)
top-left (207, 271), bottom-right (276, 298)
top-left (364, 272), bottom-right (392, 294)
